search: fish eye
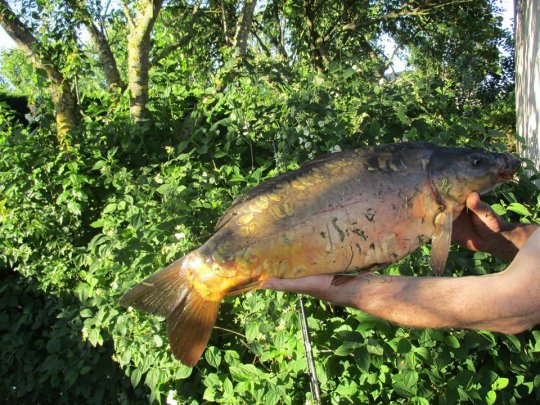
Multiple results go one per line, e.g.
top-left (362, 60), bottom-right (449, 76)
top-left (472, 156), bottom-right (483, 166)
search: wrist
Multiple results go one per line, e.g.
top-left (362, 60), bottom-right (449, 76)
top-left (499, 223), bottom-right (539, 259)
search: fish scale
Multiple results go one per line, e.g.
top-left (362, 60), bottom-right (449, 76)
top-left (120, 141), bottom-right (520, 366)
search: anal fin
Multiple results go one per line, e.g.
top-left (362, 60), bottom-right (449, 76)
top-left (225, 277), bottom-right (262, 296)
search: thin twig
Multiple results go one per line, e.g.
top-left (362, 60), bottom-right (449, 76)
top-left (299, 297), bottom-right (322, 404)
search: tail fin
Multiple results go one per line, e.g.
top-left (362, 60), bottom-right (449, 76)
top-left (119, 256), bottom-right (220, 367)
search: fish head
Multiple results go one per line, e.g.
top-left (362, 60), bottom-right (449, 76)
top-left (429, 146), bottom-right (520, 205)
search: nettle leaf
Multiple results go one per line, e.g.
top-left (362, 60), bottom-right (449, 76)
top-left (229, 363), bottom-right (263, 382)
top-left (205, 346), bottom-right (222, 368)
top-left (175, 364), bottom-right (193, 380)
top-left (392, 370), bottom-right (419, 397)
top-left (245, 321), bottom-right (260, 343)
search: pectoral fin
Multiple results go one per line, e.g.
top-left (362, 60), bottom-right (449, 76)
top-left (431, 210), bottom-right (452, 275)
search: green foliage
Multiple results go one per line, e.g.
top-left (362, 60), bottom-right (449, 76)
top-left (1, 0), bottom-right (538, 403)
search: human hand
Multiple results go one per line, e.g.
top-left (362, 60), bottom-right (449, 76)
top-left (262, 274), bottom-right (358, 307)
top-left (452, 192), bottom-right (537, 260)
top-left (261, 274), bottom-right (334, 297)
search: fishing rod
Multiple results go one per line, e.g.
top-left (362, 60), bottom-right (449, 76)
top-left (299, 296), bottom-right (322, 405)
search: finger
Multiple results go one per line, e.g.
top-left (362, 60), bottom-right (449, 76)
top-left (466, 193), bottom-right (497, 219)
top-left (262, 275), bottom-right (333, 295)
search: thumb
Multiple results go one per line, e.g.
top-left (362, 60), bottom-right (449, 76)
top-left (465, 192), bottom-right (503, 230)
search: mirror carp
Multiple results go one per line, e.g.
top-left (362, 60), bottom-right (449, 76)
top-left (120, 141), bottom-right (520, 366)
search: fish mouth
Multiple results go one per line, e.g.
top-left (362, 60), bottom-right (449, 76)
top-left (497, 154), bottom-right (521, 181)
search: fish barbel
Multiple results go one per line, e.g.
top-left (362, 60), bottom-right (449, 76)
top-left (120, 142), bottom-right (520, 366)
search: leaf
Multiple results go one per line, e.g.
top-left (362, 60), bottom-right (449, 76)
top-left (392, 370), bottom-right (419, 397)
top-left (88, 328), bottom-right (101, 346)
top-left (445, 335), bottom-right (460, 349)
top-left (503, 334), bottom-right (521, 352)
top-left (79, 308), bottom-right (93, 318)
top-left (91, 160), bottom-right (107, 170)
top-left (366, 339), bottom-right (384, 355)
top-left (356, 347), bottom-right (371, 372)
top-left (89, 219), bottom-right (104, 228)
top-left (205, 346), bottom-right (222, 368)
top-left (131, 368), bottom-right (142, 388)
top-left (223, 377), bottom-right (234, 397)
top-left (507, 203), bottom-right (531, 217)
top-left (492, 377), bottom-right (509, 391)
top-left (145, 368), bottom-right (160, 390)
top-left (245, 321), bottom-right (259, 342)
top-left (229, 363), bottom-right (263, 382)
top-left (397, 338), bottom-right (412, 354)
top-left (491, 203), bottom-right (506, 216)
top-left (79, 366), bottom-right (91, 375)
top-left (175, 365), bottom-right (193, 380)
top-left (485, 390), bottom-right (497, 405)
top-left (156, 183), bottom-right (173, 195)
top-left (103, 203), bottom-right (117, 214)
top-left (153, 335), bottom-right (163, 348)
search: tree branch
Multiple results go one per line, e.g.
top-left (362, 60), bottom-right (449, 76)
top-left (251, 25), bottom-right (271, 57)
top-left (153, 0), bottom-right (203, 63)
top-left (67, 0), bottom-right (125, 91)
top-left (120, 0), bottom-right (135, 28)
top-left (233, 0), bottom-right (258, 57)
top-left (328, 0), bottom-right (474, 38)
top-left (220, 0), bottom-right (232, 46)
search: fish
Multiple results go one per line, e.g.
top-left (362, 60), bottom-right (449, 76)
top-left (119, 141), bottom-right (520, 366)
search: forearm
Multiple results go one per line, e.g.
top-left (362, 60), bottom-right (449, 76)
top-left (335, 274), bottom-right (521, 332)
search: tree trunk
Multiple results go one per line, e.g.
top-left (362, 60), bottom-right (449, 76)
top-left (304, 0), bottom-right (328, 73)
top-left (515, 0), bottom-right (540, 185)
top-left (124, 0), bottom-right (164, 124)
top-left (234, 0), bottom-right (257, 57)
top-left (0, 0), bottom-right (77, 149)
